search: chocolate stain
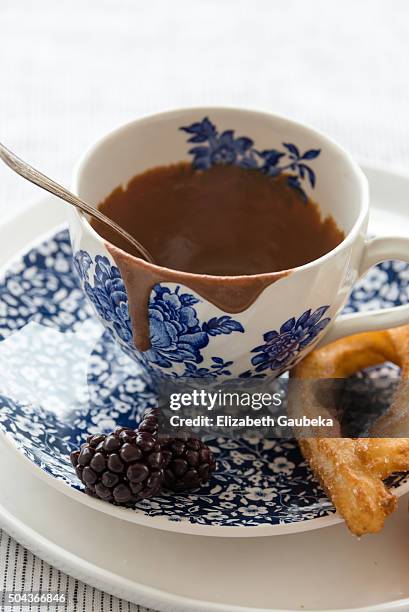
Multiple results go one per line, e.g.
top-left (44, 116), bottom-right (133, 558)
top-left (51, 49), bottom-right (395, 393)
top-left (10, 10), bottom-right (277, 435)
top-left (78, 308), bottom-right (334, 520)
top-left (106, 241), bottom-right (290, 351)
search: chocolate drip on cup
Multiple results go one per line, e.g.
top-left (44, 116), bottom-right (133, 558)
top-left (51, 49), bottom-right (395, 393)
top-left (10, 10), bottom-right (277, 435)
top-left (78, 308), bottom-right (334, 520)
top-left (106, 242), bottom-right (290, 352)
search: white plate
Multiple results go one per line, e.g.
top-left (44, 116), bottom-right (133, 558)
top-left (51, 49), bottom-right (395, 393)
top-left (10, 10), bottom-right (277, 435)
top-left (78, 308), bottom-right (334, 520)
top-left (0, 165), bottom-right (409, 611)
top-left (1, 166), bottom-right (409, 537)
top-left (1, 416), bottom-right (409, 612)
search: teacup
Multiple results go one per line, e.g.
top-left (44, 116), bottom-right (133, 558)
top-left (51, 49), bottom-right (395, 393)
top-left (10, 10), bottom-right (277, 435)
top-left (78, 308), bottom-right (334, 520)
top-left (70, 107), bottom-right (409, 383)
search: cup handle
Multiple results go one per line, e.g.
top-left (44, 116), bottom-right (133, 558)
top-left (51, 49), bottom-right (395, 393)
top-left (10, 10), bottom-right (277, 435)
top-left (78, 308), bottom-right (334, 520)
top-left (319, 236), bottom-right (409, 347)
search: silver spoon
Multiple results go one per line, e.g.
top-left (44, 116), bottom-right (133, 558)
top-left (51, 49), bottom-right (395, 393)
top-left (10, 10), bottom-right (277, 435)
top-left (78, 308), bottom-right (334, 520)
top-left (0, 142), bottom-right (155, 264)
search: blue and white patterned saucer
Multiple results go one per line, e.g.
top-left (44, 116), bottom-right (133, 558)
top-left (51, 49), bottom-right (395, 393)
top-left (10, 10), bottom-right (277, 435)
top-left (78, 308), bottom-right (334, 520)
top-left (0, 229), bottom-right (408, 536)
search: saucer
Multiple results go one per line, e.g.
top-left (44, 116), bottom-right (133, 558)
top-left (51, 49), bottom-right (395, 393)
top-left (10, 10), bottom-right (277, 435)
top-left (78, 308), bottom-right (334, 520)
top-left (0, 170), bottom-right (409, 537)
top-left (2, 424), bottom-right (409, 612)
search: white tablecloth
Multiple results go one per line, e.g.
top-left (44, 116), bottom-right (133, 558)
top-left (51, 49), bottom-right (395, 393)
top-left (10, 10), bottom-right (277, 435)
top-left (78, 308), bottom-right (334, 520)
top-left (1, 0), bottom-right (409, 609)
top-left (0, 532), bottom-right (148, 611)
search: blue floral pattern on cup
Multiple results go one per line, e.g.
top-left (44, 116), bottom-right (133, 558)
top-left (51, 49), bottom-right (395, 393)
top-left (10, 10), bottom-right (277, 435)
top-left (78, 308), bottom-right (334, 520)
top-left (0, 230), bottom-right (408, 529)
top-left (73, 250), bottom-right (332, 379)
top-left (80, 255), bottom-right (133, 345)
top-left (73, 252), bottom-right (245, 378)
top-left (180, 117), bottom-right (321, 201)
top-left (250, 307), bottom-right (331, 373)
top-left (147, 286), bottom-right (212, 367)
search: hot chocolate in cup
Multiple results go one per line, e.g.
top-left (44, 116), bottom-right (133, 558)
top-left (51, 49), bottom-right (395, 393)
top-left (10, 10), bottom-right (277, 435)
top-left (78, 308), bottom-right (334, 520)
top-left (70, 107), bottom-right (409, 383)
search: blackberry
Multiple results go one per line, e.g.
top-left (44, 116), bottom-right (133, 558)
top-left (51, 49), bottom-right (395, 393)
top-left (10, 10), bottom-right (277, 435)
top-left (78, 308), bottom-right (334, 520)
top-left (162, 437), bottom-right (216, 492)
top-left (70, 408), bottom-right (164, 505)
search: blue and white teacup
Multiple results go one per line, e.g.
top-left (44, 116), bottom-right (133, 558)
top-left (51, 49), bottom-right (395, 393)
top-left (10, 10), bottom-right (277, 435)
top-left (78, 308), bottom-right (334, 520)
top-left (70, 107), bottom-right (409, 383)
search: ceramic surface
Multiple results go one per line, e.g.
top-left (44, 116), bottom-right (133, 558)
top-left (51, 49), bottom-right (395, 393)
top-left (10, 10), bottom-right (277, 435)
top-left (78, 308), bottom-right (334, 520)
top-left (71, 109), bottom-right (409, 383)
top-left (70, 108), bottom-right (368, 382)
top-left (3, 172), bottom-right (409, 609)
top-left (0, 228), bottom-right (408, 534)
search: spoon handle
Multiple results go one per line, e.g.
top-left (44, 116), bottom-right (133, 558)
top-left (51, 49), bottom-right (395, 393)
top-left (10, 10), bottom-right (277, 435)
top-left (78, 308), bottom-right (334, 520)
top-left (0, 142), bottom-right (154, 264)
